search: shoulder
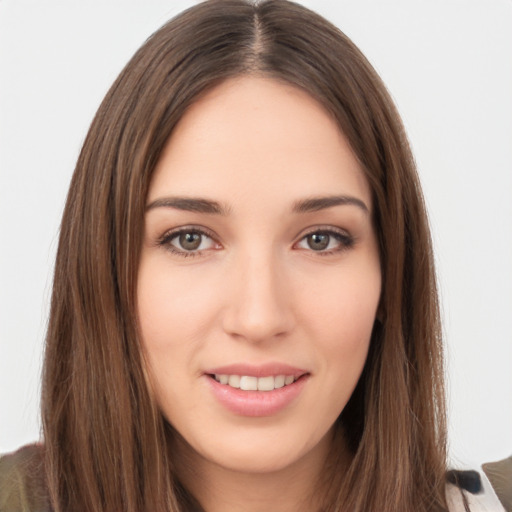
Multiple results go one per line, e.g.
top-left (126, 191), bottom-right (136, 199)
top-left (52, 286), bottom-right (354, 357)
top-left (483, 456), bottom-right (512, 512)
top-left (446, 458), bottom-right (512, 512)
top-left (0, 444), bottom-right (52, 512)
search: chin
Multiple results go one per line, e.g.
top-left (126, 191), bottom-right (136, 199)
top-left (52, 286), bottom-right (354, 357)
top-left (181, 422), bottom-right (334, 477)
top-left (210, 446), bottom-right (303, 474)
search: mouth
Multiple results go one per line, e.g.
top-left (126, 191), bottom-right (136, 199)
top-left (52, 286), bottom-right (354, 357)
top-left (204, 365), bottom-right (309, 417)
top-left (209, 373), bottom-right (299, 391)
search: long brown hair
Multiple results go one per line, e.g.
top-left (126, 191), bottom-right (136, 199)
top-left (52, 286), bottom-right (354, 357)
top-left (42, 1), bottom-right (447, 511)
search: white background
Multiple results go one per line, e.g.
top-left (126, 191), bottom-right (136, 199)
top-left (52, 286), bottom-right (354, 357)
top-left (1, 0), bottom-right (511, 469)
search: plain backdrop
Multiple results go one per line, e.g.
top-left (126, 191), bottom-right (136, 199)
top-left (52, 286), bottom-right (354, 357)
top-left (1, 0), bottom-right (511, 469)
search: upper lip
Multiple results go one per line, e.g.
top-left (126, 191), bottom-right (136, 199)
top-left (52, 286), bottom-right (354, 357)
top-left (205, 363), bottom-right (308, 378)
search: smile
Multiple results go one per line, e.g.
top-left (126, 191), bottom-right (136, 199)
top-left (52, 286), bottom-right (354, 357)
top-left (206, 367), bottom-right (309, 416)
top-left (213, 374), bottom-right (296, 391)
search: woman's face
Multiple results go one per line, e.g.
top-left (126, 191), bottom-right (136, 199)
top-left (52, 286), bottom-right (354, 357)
top-left (138, 77), bottom-right (381, 475)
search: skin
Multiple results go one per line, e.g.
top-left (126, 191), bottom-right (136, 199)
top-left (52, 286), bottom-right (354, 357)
top-left (137, 76), bottom-right (381, 511)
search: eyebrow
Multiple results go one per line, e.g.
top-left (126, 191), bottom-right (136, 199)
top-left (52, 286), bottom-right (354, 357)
top-left (292, 195), bottom-right (369, 215)
top-left (146, 197), bottom-right (229, 215)
top-left (146, 194), bottom-right (369, 216)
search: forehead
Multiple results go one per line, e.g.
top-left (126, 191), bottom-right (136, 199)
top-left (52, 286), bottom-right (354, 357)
top-left (149, 76), bottom-right (371, 211)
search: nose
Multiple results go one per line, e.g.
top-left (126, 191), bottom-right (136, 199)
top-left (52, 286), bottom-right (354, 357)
top-left (221, 251), bottom-right (295, 343)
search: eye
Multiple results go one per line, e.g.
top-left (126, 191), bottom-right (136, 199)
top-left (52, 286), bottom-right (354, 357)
top-left (295, 229), bottom-right (354, 254)
top-left (159, 227), bottom-right (220, 256)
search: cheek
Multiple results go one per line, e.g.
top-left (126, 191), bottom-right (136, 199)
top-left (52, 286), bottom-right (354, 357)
top-left (137, 259), bottom-right (204, 408)
top-left (301, 259), bottom-right (381, 342)
top-left (137, 255), bottom-right (237, 422)
top-left (299, 260), bottom-right (380, 400)
top-left (137, 258), bottom-right (221, 349)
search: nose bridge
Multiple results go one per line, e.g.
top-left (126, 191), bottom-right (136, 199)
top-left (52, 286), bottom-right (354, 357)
top-left (222, 245), bottom-right (294, 342)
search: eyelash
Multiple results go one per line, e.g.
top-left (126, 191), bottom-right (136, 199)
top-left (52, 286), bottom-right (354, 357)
top-left (295, 227), bottom-right (355, 256)
top-left (157, 226), bottom-right (219, 258)
top-left (157, 226), bottom-right (354, 258)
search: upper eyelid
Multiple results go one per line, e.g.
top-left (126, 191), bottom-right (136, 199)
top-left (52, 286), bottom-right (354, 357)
top-left (158, 225), bottom-right (349, 238)
top-left (159, 225), bottom-right (218, 241)
top-left (295, 225), bottom-right (351, 239)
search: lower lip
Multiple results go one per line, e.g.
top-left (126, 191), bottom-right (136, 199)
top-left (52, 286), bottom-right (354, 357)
top-left (206, 375), bottom-right (309, 417)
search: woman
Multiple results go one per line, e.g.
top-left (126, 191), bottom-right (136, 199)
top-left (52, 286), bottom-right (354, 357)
top-left (0, 1), bottom-right (509, 511)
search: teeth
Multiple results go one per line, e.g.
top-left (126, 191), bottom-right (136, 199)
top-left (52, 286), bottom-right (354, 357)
top-left (257, 376), bottom-right (274, 391)
top-left (228, 375), bottom-right (240, 388)
top-left (274, 375), bottom-right (285, 389)
top-left (214, 374), bottom-right (297, 391)
top-left (240, 376), bottom-right (258, 391)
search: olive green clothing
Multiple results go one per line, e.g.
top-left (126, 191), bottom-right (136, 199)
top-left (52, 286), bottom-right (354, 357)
top-left (484, 457), bottom-right (512, 512)
top-left (0, 444), bottom-right (50, 512)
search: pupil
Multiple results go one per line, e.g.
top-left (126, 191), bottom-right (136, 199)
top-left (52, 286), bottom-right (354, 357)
top-left (180, 232), bottom-right (201, 250)
top-left (308, 233), bottom-right (329, 250)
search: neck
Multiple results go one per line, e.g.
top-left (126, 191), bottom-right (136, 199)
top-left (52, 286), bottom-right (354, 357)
top-left (171, 428), bottom-right (350, 512)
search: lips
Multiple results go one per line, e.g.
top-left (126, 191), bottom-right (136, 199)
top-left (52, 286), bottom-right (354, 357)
top-left (204, 363), bottom-right (309, 416)
top-left (206, 363), bottom-right (307, 379)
